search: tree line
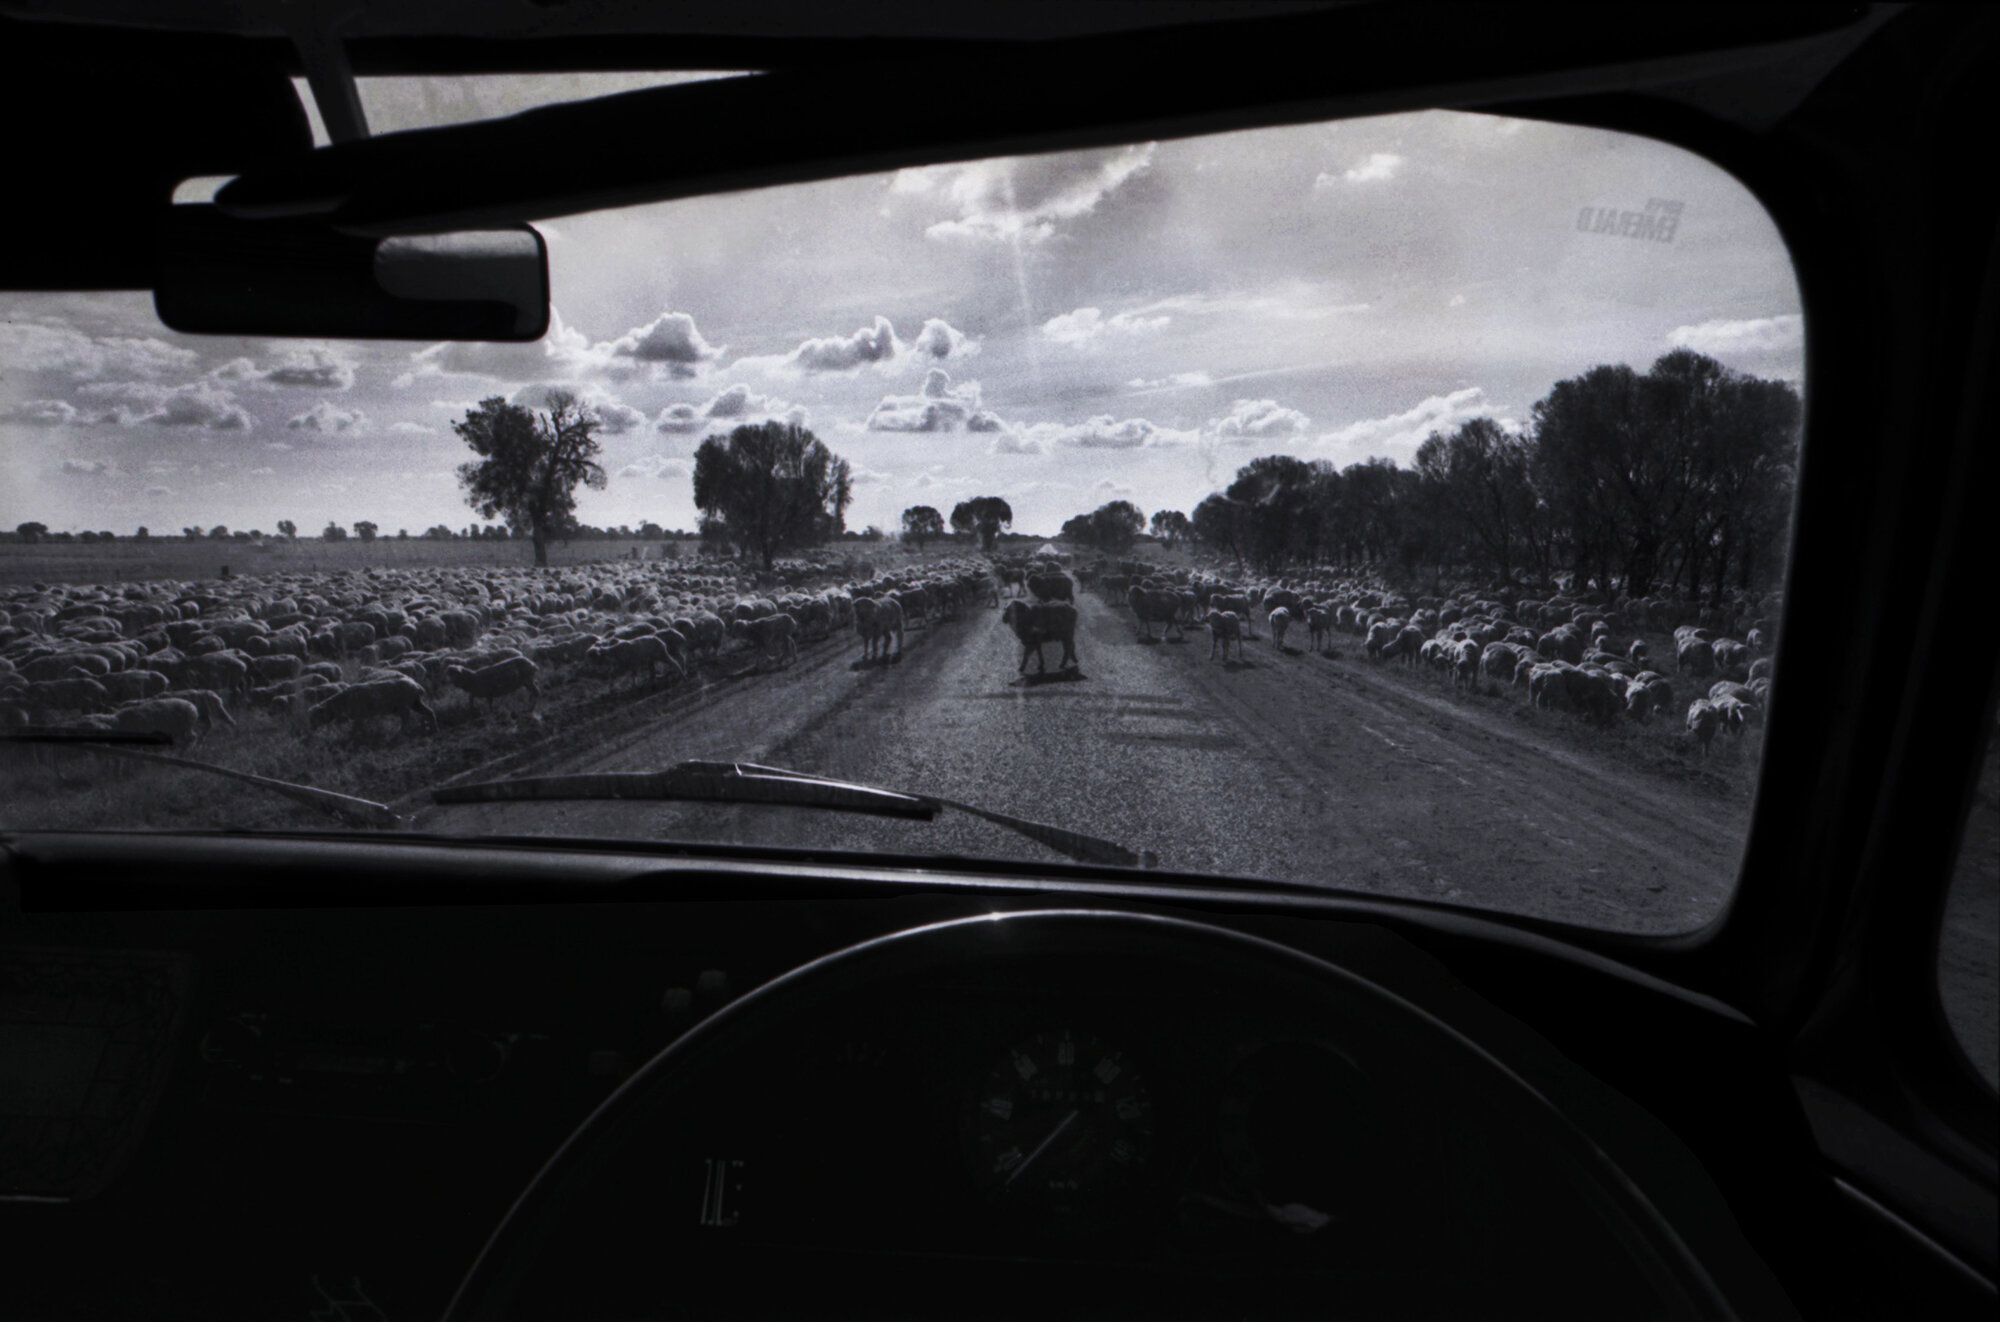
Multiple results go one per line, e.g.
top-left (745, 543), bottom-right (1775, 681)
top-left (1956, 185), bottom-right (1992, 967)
top-left (1171, 350), bottom-right (1799, 600)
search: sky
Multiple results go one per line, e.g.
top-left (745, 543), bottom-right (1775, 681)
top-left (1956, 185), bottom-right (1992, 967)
top-left (0, 81), bottom-right (1804, 541)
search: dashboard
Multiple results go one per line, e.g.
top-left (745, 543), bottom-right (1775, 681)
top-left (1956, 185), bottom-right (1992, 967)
top-left (0, 836), bottom-right (1793, 1320)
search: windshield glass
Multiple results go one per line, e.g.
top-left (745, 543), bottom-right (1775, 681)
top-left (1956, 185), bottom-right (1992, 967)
top-left (0, 108), bottom-right (1801, 933)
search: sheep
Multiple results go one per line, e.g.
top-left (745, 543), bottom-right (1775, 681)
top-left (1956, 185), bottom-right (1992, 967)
top-left (1210, 594), bottom-right (1257, 639)
top-left (1675, 636), bottom-right (1716, 678)
top-left (23, 677), bottom-right (110, 715)
top-left (307, 676), bottom-right (440, 737)
top-left (1480, 641), bottom-right (1525, 686)
top-left (1305, 607), bottom-right (1333, 653)
top-left (1127, 586), bottom-right (1184, 641)
top-left (1686, 698), bottom-right (1721, 754)
top-left (586, 636), bottom-right (677, 691)
top-left (112, 697), bottom-right (207, 747)
top-left (1385, 625), bottom-right (1425, 667)
top-left (853, 596), bottom-right (905, 662)
top-left (1026, 572), bottom-right (1075, 604)
top-left (1205, 609), bottom-right (1246, 663)
top-left (445, 656), bottom-right (541, 712)
top-left (730, 614), bottom-right (800, 668)
top-left (1001, 601), bottom-right (1080, 674)
top-left (98, 669), bottom-right (171, 704)
top-left (1268, 607), bottom-right (1294, 651)
top-left (1452, 639), bottom-right (1481, 690)
top-left (1365, 621), bottom-right (1396, 662)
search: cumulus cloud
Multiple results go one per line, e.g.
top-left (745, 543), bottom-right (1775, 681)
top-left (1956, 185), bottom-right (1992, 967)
top-left (1667, 314), bottom-right (1803, 356)
top-left (1317, 387), bottom-right (1492, 460)
top-left (1041, 306), bottom-right (1170, 348)
top-left (1208, 398), bottom-right (1310, 444)
top-left (655, 404), bottom-right (702, 434)
top-left (651, 384), bottom-right (801, 436)
top-left (260, 345), bottom-right (356, 389)
top-left (891, 143), bottom-right (1156, 243)
top-left (286, 401), bottom-right (367, 434)
top-left (78, 380), bottom-right (255, 431)
top-left (1013, 414), bottom-right (1184, 451)
top-left (604, 311), bottom-right (725, 376)
top-left (911, 318), bottom-right (978, 361)
top-left (388, 420), bottom-right (436, 435)
top-left (507, 384), bottom-right (650, 435)
top-left (395, 307), bottom-right (723, 388)
top-left (865, 368), bottom-right (1005, 434)
top-left (5, 398), bottom-right (83, 426)
top-left (0, 320), bottom-right (197, 381)
top-left (988, 431), bottom-right (1050, 455)
top-left (616, 455), bottom-right (694, 480)
top-left (1315, 152), bottom-right (1404, 187)
top-left (788, 316), bottom-right (901, 373)
top-left (60, 458), bottom-right (119, 476)
top-left (1126, 371), bottom-right (1213, 392)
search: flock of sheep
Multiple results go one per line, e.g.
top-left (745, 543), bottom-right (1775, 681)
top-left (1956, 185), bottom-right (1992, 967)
top-left (1087, 560), bottom-right (1776, 755)
top-left (0, 554), bottom-right (999, 756)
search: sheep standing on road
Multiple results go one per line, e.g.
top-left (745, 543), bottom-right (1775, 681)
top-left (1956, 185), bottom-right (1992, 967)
top-left (1001, 601), bottom-right (1079, 675)
top-left (1268, 606), bottom-right (1294, 651)
top-left (112, 697), bottom-right (209, 748)
top-left (1686, 698), bottom-right (1721, 754)
top-left (307, 676), bottom-right (440, 737)
top-left (446, 656), bottom-right (541, 713)
top-left (1210, 594), bottom-right (1256, 639)
top-left (853, 596), bottom-right (905, 662)
top-left (1128, 586), bottom-right (1184, 641)
top-left (1205, 610), bottom-right (1246, 663)
top-left (586, 635), bottom-right (676, 692)
top-left (1027, 572), bottom-right (1075, 604)
top-left (730, 614), bottom-right (800, 669)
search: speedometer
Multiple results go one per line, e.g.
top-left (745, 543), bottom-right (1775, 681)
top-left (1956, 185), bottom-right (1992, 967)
top-left (961, 1028), bottom-right (1154, 1227)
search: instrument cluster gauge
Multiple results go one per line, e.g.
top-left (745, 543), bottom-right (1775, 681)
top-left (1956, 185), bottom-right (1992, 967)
top-left (961, 1028), bottom-right (1155, 1232)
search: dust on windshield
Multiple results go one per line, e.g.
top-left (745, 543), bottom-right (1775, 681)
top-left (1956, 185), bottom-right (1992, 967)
top-left (0, 108), bottom-right (1802, 934)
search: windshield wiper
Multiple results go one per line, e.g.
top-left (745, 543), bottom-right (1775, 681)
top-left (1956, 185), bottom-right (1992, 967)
top-left (0, 729), bottom-right (400, 829)
top-left (431, 760), bottom-right (1158, 869)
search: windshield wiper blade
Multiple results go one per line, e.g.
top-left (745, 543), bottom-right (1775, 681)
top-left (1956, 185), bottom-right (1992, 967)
top-left (1, 731), bottom-right (401, 829)
top-left (431, 760), bottom-right (1157, 869)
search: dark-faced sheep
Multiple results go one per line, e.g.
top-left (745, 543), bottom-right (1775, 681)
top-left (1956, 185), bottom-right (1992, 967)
top-left (854, 596), bottom-right (905, 662)
top-left (1210, 594), bottom-right (1257, 639)
top-left (1001, 601), bottom-right (1079, 674)
top-left (1127, 586), bottom-right (1184, 641)
top-left (113, 697), bottom-right (208, 747)
top-left (1027, 573), bottom-right (1074, 604)
top-left (587, 636), bottom-right (676, 691)
top-left (1686, 697), bottom-right (1721, 753)
top-left (446, 656), bottom-right (541, 712)
top-left (307, 676), bottom-right (439, 737)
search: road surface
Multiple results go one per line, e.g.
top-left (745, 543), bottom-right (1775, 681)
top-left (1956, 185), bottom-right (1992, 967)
top-left (415, 592), bottom-right (1748, 933)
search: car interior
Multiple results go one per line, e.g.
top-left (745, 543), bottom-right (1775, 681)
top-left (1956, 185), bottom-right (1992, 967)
top-left (1, 2), bottom-right (1995, 1319)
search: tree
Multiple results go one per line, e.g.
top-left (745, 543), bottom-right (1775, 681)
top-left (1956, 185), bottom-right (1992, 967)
top-left (692, 420), bottom-right (853, 570)
top-left (208, 525), bottom-right (229, 540)
top-left (1150, 509), bottom-right (1191, 550)
top-left (323, 522), bottom-right (348, 542)
top-left (276, 519), bottom-right (297, 540)
top-left (397, 529), bottom-right (409, 540)
top-left (901, 505), bottom-right (945, 549)
top-left (15, 521), bottom-right (47, 544)
top-left (639, 521), bottom-right (664, 540)
top-left (455, 390), bottom-right (608, 568)
top-left (861, 525), bottom-right (885, 542)
top-left (949, 496), bottom-right (1013, 552)
top-left (354, 521), bottom-right (379, 543)
top-left (134, 527), bottom-right (148, 540)
top-left (424, 525), bottom-right (455, 540)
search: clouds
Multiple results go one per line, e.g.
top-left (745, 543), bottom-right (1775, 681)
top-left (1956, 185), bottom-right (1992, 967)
top-left (787, 316), bottom-right (900, 373)
top-left (1667, 314), bottom-right (1803, 356)
top-left (654, 383), bottom-right (805, 435)
top-left (1208, 397), bottom-right (1310, 445)
top-left (1016, 414), bottom-right (1179, 452)
top-left (76, 380), bottom-right (255, 431)
top-left (4, 399), bottom-right (83, 426)
top-left (1317, 387), bottom-right (1492, 461)
top-left (507, 384), bottom-right (650, 435)
top-left (60, 457), bottom-right (119, 477)
top-left (603, 311), bottom-right (725, 376)
top-left (1041, 306), bottom-right (1169, 348)
top-left (1315, 152), bottom-right (1404, 187)
top-left (286, 401), bottom-right (367, 434)
top-left (260, 346), bottom-right (357, 390)
top-left (0, 320), bottom-right (197, 381)
top-left (1126, 371), bottom-right (1213, 392)
top-left (911, 317), bottom-right (978, 361)
top-left (891, 143), bottom-right (1156, 243)
top-left (864, 369), bottom-right (1004, 434)
top-left (616, 455), bottom-right (694, 480)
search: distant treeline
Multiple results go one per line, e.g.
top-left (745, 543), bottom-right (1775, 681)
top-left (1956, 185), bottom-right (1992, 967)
top-left (1186, 349), bottom-right (1800, 600)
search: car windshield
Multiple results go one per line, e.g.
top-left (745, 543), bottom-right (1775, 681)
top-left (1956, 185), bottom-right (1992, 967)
top-left (0, 106), bottom-right (1802, 934)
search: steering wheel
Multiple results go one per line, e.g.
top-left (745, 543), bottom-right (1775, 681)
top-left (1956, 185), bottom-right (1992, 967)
top-left (443, 909), bottom-right (1772, 1320)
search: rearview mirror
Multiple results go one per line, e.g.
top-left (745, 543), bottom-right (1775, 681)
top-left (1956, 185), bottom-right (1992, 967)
top-left (153, 206), bottom-right (548, 341)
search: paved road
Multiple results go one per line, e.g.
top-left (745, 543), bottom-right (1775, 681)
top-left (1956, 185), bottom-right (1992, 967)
top-left (418, 592), bottom-right (1748, 933)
